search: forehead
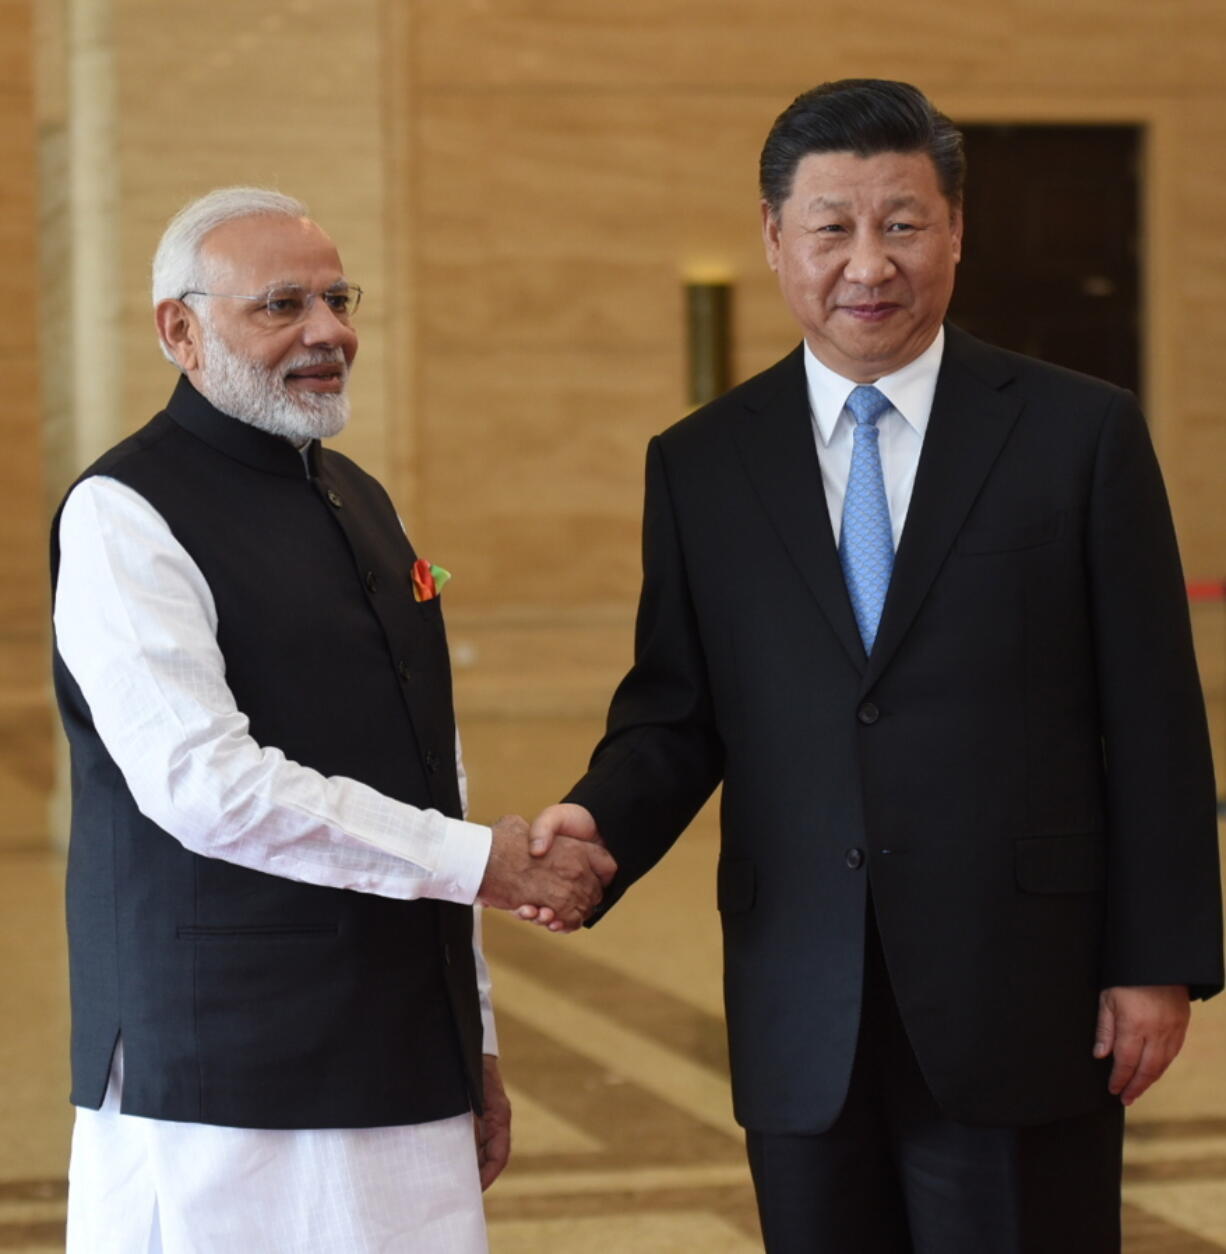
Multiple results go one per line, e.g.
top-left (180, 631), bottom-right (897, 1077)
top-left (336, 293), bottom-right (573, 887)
top-left (786, 149), bottom-right (948, 212)
top-left (199, 214), bottom-right (344, 288)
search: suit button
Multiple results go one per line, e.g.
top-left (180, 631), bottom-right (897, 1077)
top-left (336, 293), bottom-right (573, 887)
top-left (425, 749), bottom-right (440, 773)
top-left (442, 943), bottom-right (452, 966)
top-left (845, 848), bottom-right (864, 870)
top-left (365, 570), bottom-right (378, 593)
top-left (397, 661), bottom-right (411, 682)
top-left (857, 702), bottom-right (880, 725)
top-left (326, 488), bottom-right (344, 508)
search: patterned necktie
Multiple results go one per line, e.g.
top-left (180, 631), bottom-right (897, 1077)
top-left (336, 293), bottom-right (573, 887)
top-left (839, 385), bottom-right (894, 653)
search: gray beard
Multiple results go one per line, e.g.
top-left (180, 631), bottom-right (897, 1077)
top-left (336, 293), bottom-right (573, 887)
top-left (196, 324), bottom-right (351, 442)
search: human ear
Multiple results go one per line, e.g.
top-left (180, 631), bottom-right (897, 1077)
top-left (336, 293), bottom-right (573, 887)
top-left (155, 299), bottom-right (202, 371)
top-left (761, 200), bottom-right (783, 272)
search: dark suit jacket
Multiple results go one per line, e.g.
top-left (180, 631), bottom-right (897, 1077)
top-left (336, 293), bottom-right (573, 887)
top-left (568, 325), bottom-right (1224, 1135)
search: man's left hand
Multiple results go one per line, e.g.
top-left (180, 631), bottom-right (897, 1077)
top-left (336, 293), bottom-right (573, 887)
top-left (1094, 984), bottom-right (1190, 1105)
top-left (474, 1054), bottom-right (511, 1190)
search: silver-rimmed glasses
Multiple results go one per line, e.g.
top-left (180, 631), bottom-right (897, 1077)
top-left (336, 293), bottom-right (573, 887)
top-left (179, 283), bottom-right (363, 325)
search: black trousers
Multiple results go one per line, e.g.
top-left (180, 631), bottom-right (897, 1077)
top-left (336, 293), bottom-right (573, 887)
top-left (746, 912), bottom-right (1124, 1253)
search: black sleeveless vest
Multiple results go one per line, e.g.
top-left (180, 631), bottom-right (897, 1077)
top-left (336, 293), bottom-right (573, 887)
top-left (51, 376), bottom-right (484, 1129)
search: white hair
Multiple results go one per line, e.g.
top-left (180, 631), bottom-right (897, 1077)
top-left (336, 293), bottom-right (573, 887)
top-left (151, 187), bottom-right (309, 362)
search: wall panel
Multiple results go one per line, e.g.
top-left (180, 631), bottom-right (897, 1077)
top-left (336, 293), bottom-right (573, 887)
top-left (0, 0), bottom-right (50, 847)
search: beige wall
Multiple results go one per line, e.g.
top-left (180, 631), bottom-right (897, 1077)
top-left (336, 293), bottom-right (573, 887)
top-left (5, 0), bottom-right (1226, 839)
top-left (1, 0), bottom-right (50, 848)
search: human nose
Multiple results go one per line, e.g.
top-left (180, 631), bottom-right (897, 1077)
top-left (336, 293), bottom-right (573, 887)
top-left (300, 296), bottom-right (356, 348)
top-left (842, 232), bottom-right (897, 288)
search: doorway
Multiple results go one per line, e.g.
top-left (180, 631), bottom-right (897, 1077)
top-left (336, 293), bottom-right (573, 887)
top-left (948, 125), bottom-right (1142, 397)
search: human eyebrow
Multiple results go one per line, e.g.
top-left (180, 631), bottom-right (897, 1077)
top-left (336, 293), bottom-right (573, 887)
top-left (257, 279), bottom-right (353, 293)
top-left (805, 196), bottom-right (851, 214)
top-left (882, 195), bottom-right (925, 212)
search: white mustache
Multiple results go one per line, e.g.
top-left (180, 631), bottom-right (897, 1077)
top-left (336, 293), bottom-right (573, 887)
top-left (281, 349), bottom-right (347, 376)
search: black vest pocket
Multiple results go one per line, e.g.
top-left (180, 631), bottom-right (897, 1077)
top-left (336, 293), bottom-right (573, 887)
top-left (176, 923), bottom-right (339, 940)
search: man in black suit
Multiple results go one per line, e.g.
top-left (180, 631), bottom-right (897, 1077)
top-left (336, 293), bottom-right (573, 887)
top-left (527, 80), bottom-right (1224, 1251)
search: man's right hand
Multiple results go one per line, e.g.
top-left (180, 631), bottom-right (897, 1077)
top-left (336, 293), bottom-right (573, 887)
top-left (517, 804), bottom-right (609, 931)
top-left (477, 814), bottom-right (616, 932)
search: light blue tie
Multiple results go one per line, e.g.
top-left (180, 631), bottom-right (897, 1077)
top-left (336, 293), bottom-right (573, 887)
top-left (839, 385), bottom-right (894, 653)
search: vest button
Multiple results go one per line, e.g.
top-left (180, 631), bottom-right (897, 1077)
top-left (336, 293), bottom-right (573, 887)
top-left (326, 489), bottom-right (343, 508)
top-left (845, 848), bottom-right (865, 870)
top-left (365, 570), bottom-right (378, 593)
top-left (857, 702), bottom-right (880, 725)
top-left (425, 749), bottom-right (440, 773)
top-left (397, 661), bottom-right (411, 682)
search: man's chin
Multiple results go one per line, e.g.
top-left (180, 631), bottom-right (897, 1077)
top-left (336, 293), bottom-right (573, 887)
top-left (203, 386), bottom-right (349, 442)
top-left (284, 398), bottom-right (350, 440)
top-left (194, 329), bottom-right (351, 442)
top-left (305, 410), bottom-right (349, 439)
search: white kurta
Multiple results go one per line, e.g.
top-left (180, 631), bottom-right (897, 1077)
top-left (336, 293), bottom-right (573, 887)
top-left (67, 1047), bottom-right (487, 1254)
top-left (56, 474), bottom-right (498, 1254)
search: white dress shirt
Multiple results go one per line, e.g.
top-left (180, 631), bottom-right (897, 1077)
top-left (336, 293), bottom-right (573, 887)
top-left (804, 326), bottom-right (945, 548)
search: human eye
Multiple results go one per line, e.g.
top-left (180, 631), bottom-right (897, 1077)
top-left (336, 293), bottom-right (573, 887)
top-left (264, 287), bottom-right (307, 319)
top-left (323, 289), bottom-right (353, 316)
top-left (886, 221), bottom-right (918, 234)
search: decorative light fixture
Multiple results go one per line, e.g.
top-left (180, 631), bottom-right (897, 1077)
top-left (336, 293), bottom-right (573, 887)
top-left (684, 277), bottom-right (733, 408)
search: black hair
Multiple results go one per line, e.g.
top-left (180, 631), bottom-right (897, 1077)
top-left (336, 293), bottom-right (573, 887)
top-left (759, 79), bottom-right (965, 216)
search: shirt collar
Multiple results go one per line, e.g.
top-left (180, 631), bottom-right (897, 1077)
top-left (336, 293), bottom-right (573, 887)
top-left (804, 326), bottom-right (946, 447)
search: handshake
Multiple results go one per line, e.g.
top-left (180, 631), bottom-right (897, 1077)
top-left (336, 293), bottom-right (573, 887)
top-left (477, 804), bottom-right (614, 933)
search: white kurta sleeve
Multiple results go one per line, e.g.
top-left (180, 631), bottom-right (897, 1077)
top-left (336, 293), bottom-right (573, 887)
top-left (54, 475), bottom-right (492, 904)
top-left (455, 727), bottom-right (498, 1053)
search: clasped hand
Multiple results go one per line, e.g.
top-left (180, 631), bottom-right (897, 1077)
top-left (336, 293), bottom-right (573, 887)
top-left (477, 807), bottom-right (614, 933)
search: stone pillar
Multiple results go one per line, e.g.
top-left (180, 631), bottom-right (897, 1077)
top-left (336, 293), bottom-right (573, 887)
top-left (39, 0), bottom-right (123, 847)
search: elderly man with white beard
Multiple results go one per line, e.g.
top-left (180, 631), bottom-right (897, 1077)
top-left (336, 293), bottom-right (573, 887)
top-left (50, 187), bottom-right (615, 1254)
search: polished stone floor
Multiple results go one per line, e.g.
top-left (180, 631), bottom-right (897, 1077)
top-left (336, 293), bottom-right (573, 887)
top-left (3, 714), bottom-right (1226, 1251)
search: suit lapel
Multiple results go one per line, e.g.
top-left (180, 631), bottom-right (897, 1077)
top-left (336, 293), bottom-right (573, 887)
top-left (864, 327), bottom-right (1023, 686)
top-left (729, 349), bottom-right (867, 672)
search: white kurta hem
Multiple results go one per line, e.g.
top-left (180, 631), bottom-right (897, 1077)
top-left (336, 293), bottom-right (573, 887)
top-left (67, 1047), bottom-right (488, 1254)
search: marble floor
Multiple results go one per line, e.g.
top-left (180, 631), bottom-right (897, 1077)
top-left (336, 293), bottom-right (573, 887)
top-left (3, 714), bottom-right (1226, 1251)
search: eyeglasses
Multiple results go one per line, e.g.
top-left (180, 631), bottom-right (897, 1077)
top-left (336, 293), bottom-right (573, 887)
top-left (178, 283), bottom-right (363, 325)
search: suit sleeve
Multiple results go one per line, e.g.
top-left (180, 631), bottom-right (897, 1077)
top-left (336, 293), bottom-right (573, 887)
top-left (1088, 393), bottom-right (1224, 999)
top-left (565, 436), bottom-right (724, 913)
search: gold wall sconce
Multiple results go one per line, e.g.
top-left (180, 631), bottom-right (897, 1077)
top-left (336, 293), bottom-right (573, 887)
top-left (685, 279), bottom-right (733, 409)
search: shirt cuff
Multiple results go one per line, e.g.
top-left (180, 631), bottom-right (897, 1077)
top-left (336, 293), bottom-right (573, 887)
top-left (430, 816), bottom-right (493, 905)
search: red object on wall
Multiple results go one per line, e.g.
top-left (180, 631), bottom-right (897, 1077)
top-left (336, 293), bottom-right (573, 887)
top-left (1187, 581), bottom-right (1226, 602)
